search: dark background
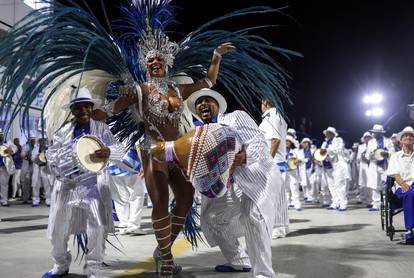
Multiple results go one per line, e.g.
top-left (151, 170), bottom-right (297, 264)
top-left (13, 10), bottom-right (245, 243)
top-left (78, 0), bottom-right (414, 145)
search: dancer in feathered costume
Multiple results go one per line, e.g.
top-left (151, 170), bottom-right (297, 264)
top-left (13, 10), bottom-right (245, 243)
top-left (0, 1), bottom-right (300, 276)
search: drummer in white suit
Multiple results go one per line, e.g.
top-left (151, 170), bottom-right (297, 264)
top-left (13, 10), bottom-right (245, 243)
top-left (364, 124), bottom-right (394, 211)
top-left (0, 129), bottom-right (17, 206)
top-left (42, 86), bottom-right (125, 278)
top-left (298, 138), bottom-right (317, 203)
top-left (31, 137), bottom-right (51, 207)
top-left (259, 98), bottom-right (289, 239)
top-left (356, 132), bottom-right (372, 205)
top-left (286, 135), bottom-right (302, 210)
top-left (320, 127), bottom-right (350, 211)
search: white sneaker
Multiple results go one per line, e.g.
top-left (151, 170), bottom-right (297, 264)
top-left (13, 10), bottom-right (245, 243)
top-left (126, 227), bottom-right (147, 235)
top-left (118, 228), bottom-right (128, 235)
top-left (272, 228), bottom-right (281, 239)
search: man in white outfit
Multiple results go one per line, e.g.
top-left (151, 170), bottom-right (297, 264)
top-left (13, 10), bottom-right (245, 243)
top-left (0, 129), bottom-right (17, 206)
top-left (365, 124), bottom-right (394, 211)
top-left (188, 89), bottom-right (279, 278)
top-left (11, 138), bottom-right (23, 200)
top-left (349, 143), bottom-right (360, 194)
top-left (31, 137), bottom-right (52, 207)
top-left (42, 87), bottom-right (125, 278)
top-left (108, 147), bottom-right (146, 235)
top-left (286, 135), bottom-right (302, 210)
top-left (21, 136), bottom-right (36, 203)
top-left (320, 127), bottom-right (350, 211)
top-left (356, 132), bottom-right (372, 205)
top-left (259, 98), bottom-right (289, 239)
top-left (298, 138), bottom-right (317, 203)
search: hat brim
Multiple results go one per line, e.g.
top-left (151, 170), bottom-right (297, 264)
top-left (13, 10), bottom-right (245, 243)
top-left (323, 130), bottom-right (338, 137)
top-left (62, 99), bottom-right (102, 110)
top-left (369, 129), bottom-right (386, 134)
top-left (187, 89), bottom-right (227, 118)
top-left (397, 130), bottom-right (414, 141)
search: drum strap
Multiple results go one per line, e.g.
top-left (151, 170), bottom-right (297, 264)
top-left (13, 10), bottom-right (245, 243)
top-left (322, 139), bottom-right (333, 169)
top-left (376, 137), bottom-right (388, 169)
top-left (304, 148), bottom-right (312, 169)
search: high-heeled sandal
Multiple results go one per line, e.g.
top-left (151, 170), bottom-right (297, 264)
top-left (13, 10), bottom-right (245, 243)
top-left (156, 258), bottom-right (174, 277)
top-left (153, 246), bottom-right (182, 275)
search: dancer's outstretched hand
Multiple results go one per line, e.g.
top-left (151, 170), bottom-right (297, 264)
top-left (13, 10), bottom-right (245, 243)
top-left (215, 42), bottom-right (236, 55)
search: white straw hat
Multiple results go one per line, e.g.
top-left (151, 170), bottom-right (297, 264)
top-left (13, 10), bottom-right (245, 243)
top-left (323, 126), bottom-right (338, 137)
top-left (62, 85), bottom-right (102, 109)
top-left (187, 88), bottom-right (227, 117)
top-left (397, 126), bottom-right (414, 141)
top-left (301, 137), bottom-right (312, 145)
top-left (369, 124), bottom-right (386, 134)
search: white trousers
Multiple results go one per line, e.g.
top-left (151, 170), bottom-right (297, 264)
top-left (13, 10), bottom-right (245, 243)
top-left (31, 164), bottom-right (51, 205)
top-left (367, 168), bottom-right (386, 209)
top-left (0, 166), bottom-right (10, 205)
top-left (274, 171), bottom-right (289, 229)
top-left (111, 175), bottom-right (145, 229)
top-left (286, 171), bottom-right (301, 209)
top-left (320, 168), bottom-right (333, 205)
top-left (201, 186), bottom-right (276, 278)
top-left (21, 162), bottom-right (32, 202)
top-left (12, 169), bottom-right (21, 198)
top-left (50, 220), bottom-right (106, 276)
top-left (308, 169), bottom-right (321, 202)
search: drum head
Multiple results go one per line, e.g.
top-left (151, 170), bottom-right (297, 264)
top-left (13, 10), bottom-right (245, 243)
top-left (75, 136), bottom-right (106, 172)
top-left (287, 158), bottom-right (297, 170)
top-left (314, 149), bottom-right (327, 162)
top-left (38, 153), bottom-right (47, 163)
top-left (374, 149), bottom-right (385, 161)
top-left (0, 145), bottom-right (8, 157)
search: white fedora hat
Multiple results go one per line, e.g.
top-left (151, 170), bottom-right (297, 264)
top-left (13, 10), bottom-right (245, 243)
top-left (287, 128), bottom-right (297, 138)
top-left (187, 88), bottom-right (227, 117)
top-left (301, 137), bottom-right (312, 145)
top-left (369, 124), bottom-right (386, 134)
top-left (323, 126), bottom-right (338, 136)
top-left (286, 135), bottom-right (296, 144)
top-left (62, 85), bottom-right (102, 109)
top-left (360, 131), bottom-right (372, 142)
top-left (397, 126), bottom-right (414, 141)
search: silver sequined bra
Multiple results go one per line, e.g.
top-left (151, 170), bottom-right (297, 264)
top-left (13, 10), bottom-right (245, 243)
top-left (144, 82), bottom-right (183, 128)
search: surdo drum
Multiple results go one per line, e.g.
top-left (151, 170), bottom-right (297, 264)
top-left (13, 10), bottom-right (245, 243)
top-left (53, 135), bottom-right (108, 182)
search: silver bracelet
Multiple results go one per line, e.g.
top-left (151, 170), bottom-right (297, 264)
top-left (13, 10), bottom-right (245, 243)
top-left (213, 49), bottom-right (222, 59)
top-left (203, 77), bottom-right (213, 88)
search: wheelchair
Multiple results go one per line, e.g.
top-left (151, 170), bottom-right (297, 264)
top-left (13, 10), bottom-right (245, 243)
top-left (380, 176), bottom-right (406, 240)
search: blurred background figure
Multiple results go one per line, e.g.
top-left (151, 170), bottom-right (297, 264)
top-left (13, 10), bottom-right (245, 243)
top-left (31, 137), bottom-right (51, 207)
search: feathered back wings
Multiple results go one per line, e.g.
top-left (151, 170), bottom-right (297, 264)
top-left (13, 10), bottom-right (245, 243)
top-left (0, 1), bottom-right (131, 136)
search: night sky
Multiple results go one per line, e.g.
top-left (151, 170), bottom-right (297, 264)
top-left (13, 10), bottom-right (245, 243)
top-left (91, 0), bottom-right (414, 145)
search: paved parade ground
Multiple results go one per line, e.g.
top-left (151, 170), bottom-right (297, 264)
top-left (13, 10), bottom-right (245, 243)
top-left (0, 200), bottom-right (412, 278)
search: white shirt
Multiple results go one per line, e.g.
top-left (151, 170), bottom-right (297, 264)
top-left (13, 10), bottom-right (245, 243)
top-left (364, 137), bottom-right (394, 162)
top-left (321, 136), bottom-right (347, 163)
top-left (387, 150), bottom-right (414, 190)
top-left (259, 107), bottom-right (287, 163)
top-left (357, 143), bottom-right (368, 164)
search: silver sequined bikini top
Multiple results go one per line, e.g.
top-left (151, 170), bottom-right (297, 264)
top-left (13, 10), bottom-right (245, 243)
top-left (144, 81), bottom-right (184, 128)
